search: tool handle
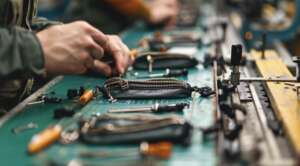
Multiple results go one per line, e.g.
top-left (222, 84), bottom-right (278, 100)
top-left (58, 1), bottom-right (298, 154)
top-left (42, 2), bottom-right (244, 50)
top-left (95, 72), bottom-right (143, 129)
top-left (156, 103), bottom-right (188, 112)
top-left (140, 142), bottom-right (173, 159)
top-left (167, 69), bottom-right (188, 77)
top-left (130, 49), bottom-right (138, 61)
top-left (79, 90), bottom-right (94, 105)
top-left (28, 125), bottom-right (62, 154)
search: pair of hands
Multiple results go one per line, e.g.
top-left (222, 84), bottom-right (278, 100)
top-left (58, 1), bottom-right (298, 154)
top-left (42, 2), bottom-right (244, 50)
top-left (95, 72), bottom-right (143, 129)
top-left (37, 21), bottom-right (131, 77)
top-left (148, 0), bottom-right (179, 25)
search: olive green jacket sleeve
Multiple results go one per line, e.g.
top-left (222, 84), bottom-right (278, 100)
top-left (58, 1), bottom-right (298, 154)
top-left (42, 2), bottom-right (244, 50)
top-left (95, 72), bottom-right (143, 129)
top-left (0, 26), bottom-right (45, 79)
top-left (31, 17), bottom-right (62, 31)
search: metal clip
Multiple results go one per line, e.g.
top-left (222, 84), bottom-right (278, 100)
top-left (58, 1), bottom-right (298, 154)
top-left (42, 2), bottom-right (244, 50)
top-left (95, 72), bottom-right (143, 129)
top-left (147, 55), bottom-right (154, 73)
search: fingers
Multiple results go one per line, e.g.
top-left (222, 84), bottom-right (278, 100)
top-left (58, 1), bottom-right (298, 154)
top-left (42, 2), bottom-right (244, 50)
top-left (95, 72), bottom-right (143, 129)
top-left (109, 35), bottom-right (131, 69)
top-left (74, 21), bottom-right (130, 76)
top-left (92, 60), bottom-right (112, 77)
top-left (90, 43), bottom-right (104, 60)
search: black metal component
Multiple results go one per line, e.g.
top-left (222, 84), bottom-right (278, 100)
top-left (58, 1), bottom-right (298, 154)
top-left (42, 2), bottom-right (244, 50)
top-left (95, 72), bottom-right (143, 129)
top-left (44, 97), bottom-right (62, 104)
top-left (53, 108), bottom-right (75, 119)
top-left (230, 45), bottom-right (243, 86)
top-left (261, 33), bottom-right (266, 59)
top-left (67, 89), bottom-right (78, 99)
top-left (220, 104), bottom-right (236, 119)
top-left (194, 86), bottom-right (215, 97)
top-left (221, 22), bottom-right (228, 42)
top-left (231, 45), bottom-right (243, 66)
top-left (255, 83), bottom-right (282, 135)
top-left (293, 56), bottom-right (300, 81)
top-left (156, 103), bottom-right (189, 112)
top-left (218, 80), bottom-right (236, 102)
top-left (167, 69), bottom-right (189, 77)
top-left (79, 86), bottom-right (85, 96)
top-left (237, 82), bottom-right (253, 102)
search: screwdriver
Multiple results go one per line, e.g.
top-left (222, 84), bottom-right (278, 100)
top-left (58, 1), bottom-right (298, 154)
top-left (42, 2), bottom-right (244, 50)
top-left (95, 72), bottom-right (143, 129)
top-left (28, 89), bottom-right (95, 154)
top-left (136, 69), bottom-right (188, 78)
top-left (80, 141), bottom-right (173, 160)
top-left (108, 103), bottom-right (189, 113)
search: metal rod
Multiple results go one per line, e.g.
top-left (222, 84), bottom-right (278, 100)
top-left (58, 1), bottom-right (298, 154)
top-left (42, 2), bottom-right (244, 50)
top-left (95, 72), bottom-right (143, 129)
top-left (108, 107), bottom-right (153, 113)
top-left (239, 77), bottom-right (298, 83)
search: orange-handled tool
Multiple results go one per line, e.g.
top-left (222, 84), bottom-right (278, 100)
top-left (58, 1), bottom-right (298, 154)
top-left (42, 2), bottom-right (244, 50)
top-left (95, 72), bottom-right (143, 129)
top-left (130, 49), bottom-right (138, 62)
top-left (140, 141), bottom-right (173, 159)
top-left (79, 90), bottom-right (94, 105)
top-left (28, 125), bottom-right (62, 154)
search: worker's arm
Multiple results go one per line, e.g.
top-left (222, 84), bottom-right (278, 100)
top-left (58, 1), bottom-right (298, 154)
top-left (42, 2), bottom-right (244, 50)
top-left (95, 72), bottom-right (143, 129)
top-left (0, 27), bottom-right (45, 79)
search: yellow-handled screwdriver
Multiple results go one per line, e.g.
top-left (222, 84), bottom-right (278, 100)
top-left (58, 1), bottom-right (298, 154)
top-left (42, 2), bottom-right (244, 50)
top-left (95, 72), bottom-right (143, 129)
top-left (28, 89), bottom-right (94, 154)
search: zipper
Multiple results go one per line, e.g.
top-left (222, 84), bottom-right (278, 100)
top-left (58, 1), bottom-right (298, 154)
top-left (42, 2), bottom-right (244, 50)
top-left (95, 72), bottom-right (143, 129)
top-left (84, 114), bottom-right (185, 134)
top-left (103, 77), bottom-right (191, 102)
top-left (103, 77), bottom-right (214, 102)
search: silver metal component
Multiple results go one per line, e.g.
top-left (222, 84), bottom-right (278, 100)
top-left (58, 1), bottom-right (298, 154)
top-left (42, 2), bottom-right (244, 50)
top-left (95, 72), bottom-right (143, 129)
top-left (59, 130), bottom-right (79, 144)
top-left (147, 55), bottom-right (153, 73)
top-left (108, 107), bottom-right (154, 113)
top-left (12, 122), bottom-right (38, 134)
top-left (239, 77), bottom-right (297, 83)
top-left (137, 69), bottom-right (169, 79)
top-left (248, 76), bottom-right (282, 160)
top-left (27, 100), bottom-right (45, 106)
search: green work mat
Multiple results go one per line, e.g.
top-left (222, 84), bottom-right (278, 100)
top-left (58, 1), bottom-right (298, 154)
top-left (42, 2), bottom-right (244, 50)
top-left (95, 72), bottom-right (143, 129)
top-left (0, 23), bottom-right (217, 166)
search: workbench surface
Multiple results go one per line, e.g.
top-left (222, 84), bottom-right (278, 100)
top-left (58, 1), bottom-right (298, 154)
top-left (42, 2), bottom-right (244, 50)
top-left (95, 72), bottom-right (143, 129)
top-left (0, 23), bottom-right (216, 166)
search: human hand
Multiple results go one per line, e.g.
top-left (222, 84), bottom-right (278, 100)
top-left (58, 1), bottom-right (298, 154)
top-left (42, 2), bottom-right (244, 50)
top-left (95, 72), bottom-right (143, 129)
top-left (148, 0), bottom-right (179, 25)
top-left (37, 21), bottom-right (131, 76)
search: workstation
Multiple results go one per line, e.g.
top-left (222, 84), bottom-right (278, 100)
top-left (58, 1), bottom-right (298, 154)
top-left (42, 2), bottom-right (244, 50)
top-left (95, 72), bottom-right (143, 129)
top-left (1, 0), bottom-right (300, 165)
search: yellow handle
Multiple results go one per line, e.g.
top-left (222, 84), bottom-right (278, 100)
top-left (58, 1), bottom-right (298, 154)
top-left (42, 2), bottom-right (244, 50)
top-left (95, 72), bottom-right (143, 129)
top-left (79, 90), bottom-right (94, 105)
top-left (28, 125), bottom-right (62, 154)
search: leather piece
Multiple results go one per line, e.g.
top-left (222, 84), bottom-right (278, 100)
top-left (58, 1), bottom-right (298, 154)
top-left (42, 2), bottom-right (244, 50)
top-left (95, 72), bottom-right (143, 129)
top-left (80, 121), bottom-right (192, 145)
top-left (133, 53), bottom-right (199, 69)
top-left (108, 88), bottom-right (192, 99)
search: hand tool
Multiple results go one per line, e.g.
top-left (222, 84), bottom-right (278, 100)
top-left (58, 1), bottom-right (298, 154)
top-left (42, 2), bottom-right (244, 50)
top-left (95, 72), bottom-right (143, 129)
top-left (136, 69), bottom-right (188, 79)
top-left (27, 96), bottom-right (62, 105)
top-left (108, 103), bottom-right (189, 113)
top-left (80, 141), bottom-right (173, 160)
top-left (27, 89), bottom-right (95, 154)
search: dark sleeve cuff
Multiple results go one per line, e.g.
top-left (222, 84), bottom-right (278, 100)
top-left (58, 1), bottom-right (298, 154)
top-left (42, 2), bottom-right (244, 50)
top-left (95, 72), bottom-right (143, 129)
top-left (21, 30), bottom-right (46, 77)
top-left (31, 17), bottom-right (63, 31)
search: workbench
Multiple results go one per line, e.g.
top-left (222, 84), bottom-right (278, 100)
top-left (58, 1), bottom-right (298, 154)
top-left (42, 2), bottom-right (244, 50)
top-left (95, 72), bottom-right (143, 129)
top-left (0, 21), bottom-right (217, 165)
